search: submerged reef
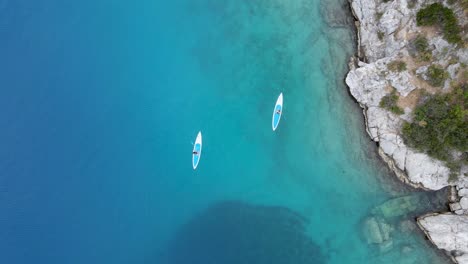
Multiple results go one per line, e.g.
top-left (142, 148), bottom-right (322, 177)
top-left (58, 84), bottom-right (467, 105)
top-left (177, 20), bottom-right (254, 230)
top-left (165, 201), bottom-right (325, 264)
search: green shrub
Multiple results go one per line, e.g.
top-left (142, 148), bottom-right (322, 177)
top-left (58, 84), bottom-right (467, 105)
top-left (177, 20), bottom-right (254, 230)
top-left (376, 12), bottom-right (383, 20)
top-left (418, 51), bottom-right (433, 62)
top-left (463, 0), bottom-right (468, 10)
top-left (402, 86), bottom-right (468, 164)
top-left (412, 35), bottom-right (432, 61)
top-left (388, 60), bottom-right (407, 72)
top-left (414, 35), bottom-right (429, 52)
top-left (416, 3), bottom-right (462, 44)
top-left (448, 57), bottom-right (458, 65)
top-left (380, 91), bottom-right (404, 115)
top-left (377, 31), bottom-right (385, 41)
top-left (447, 161), bottom-right (462, 182)
top-left (426, 65), bottom-right (449, 87)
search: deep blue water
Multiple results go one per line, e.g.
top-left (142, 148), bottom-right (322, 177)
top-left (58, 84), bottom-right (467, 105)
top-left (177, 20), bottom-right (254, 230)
top-left (0, 0), bottom-right (450, 263)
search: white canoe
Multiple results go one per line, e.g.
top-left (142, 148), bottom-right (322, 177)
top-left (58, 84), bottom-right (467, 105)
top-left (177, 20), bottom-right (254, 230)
top-left (272, 93), bottom-right (283, 131)
top-left (192, 131), bottom-right (202, 169)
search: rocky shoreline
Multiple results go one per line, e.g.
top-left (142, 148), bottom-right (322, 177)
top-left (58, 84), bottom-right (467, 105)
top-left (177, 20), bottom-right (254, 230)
top-left (344, 0), bottom-right (468, 263)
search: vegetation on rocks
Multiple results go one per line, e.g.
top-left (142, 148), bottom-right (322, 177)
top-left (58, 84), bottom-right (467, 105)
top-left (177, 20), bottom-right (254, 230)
top-left (463, 69), bottom-right (468, 82)
top-left (376, 12), bottom-right (383, 20)
top-left (412, 35), bottom-right (432, 61)
top-left (408, 0), bottom-right (417, 9)
top-left (402, 86), bottom-right (468, 174)
top-left (418, 51), bottom-right (432, 62)
top-left (448, 0), bottom-right (468, 11)
top-left (387, 60), bottom-right (407, 72)
top-left (426, 65), bottom-right (449, 87)
top-left (379, 91), bottom-right (404, 115)
top-left (414, 35), bottom-right (428, 52)
top-left (377, 31), bottom-right (385, 41)
top-left (416, 3), bottom-right (462, 44)
top-left (407, 4), bottom-right (466, 180)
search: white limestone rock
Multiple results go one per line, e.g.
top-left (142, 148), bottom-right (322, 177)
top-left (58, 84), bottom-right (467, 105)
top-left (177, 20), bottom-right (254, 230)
top-left (350, 0), bottom-right (417, 62)
top-left (450, 202), bottom-right (462, 212)
top-left (460, 197), bottom-right (468, 211)
top-left (458, 255), bottom-right (468, 264)
top-left (457, 49), bottom-right (468, 65)
top-left (378, 1), bottom-right (411, 57)
top-left (351, 0), bottom-right (382, 61)
top-left (346, 63), bottom-right (452, 190)
top-left (387, 70), bottom-right (416, 97)
top-left (418, 214), bottom-right (468, 264)
top-left (365, 106), bottom-right (401, 139)
top-left (457, 173), bottom-right (468, 189)
top-left (379, 8), bottom-right (402, 35)
top-left (415, 65), bottom-right (429, 80)
top-left (404, 151), bottom-right (450, 190)
top-left (346, 59), bottom-right (390, 106)
top-left (447, 63), bottom-right (461, 79)
top-left (459, 188), bottom-right (468, 197)
top-left (430, 36), bottom-right (452, 60)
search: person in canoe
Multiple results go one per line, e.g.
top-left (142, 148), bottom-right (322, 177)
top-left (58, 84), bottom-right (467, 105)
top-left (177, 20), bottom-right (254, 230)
top-left (193, 151), bottom-right (199, 155)
top-left (276, 109), bottom-right (281, 114)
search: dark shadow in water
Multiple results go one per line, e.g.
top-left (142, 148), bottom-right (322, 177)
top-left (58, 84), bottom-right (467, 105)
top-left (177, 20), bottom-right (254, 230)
top-left (163, 201), bottom-right (326, 264)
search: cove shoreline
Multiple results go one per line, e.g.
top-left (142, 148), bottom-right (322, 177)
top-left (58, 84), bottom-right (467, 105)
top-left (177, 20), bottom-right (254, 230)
top-left (343, 0), bottom-right (468, 263)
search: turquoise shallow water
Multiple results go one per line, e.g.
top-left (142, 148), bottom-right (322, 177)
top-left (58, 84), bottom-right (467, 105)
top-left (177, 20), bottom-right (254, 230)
top-left (0, 0), bottom-right (451, 263)
top-left (150, 0), bottom-right (450, 263)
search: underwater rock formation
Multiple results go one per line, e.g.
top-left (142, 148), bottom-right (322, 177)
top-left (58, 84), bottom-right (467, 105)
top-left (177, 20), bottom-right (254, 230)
top-left (362, 188), bottom-right (450, 254)
top-left (165, 201), bottom-right (325, 264)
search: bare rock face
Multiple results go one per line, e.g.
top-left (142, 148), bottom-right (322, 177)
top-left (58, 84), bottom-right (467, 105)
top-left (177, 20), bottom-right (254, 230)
top-left (346, 60), bottom-right (387, 107)
top-left (350, 0), bottom-right (381, 61)
top-left (350, 0), bottom-right (414, 62)
top-left (460, 189), bottom-right (468, 197)
top-left (460, 197), bottom-right (468, 211)
top-left (418, 214), bottom-right (468, 264)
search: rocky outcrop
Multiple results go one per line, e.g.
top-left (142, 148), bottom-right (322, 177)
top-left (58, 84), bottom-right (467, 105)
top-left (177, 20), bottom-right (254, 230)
top-left (418, 214), bottom-right (468, 264)
top-left (346, 58), bottom-right (454, 190)
top-left (450, 188), bottom-right (468, 215)
top-left (346, 0), bottom-right (468, 191)
top-left (350, 0), bottom-right (411, 62)
top-left (346, 0), bottom-right (468, 262)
